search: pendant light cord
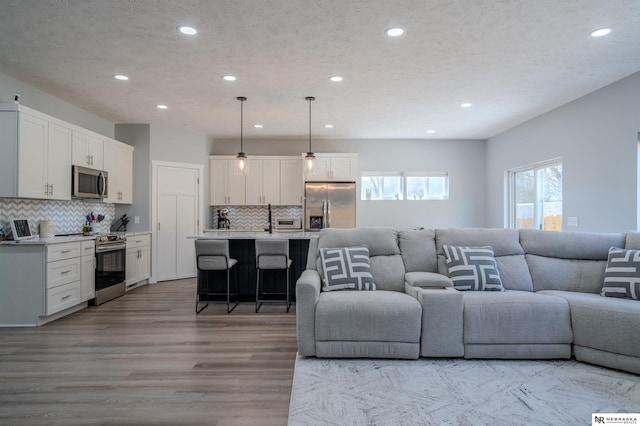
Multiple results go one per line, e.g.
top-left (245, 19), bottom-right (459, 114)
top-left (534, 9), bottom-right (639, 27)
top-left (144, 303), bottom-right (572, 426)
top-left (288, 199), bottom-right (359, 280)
top-left (306, 96), bottom-right (315, 152)
top-left (240, 97), bottom-right (244, 152)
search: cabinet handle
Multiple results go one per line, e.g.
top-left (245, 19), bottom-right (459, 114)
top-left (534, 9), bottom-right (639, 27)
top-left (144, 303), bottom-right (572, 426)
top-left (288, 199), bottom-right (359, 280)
top-left (44, 183), bottom-right (49, 195)
top-left (157, 222), bottom-right (161, 231)
top-left (61, 250), bottom-right (72, 254)
top-left (50, 183), bottom-right (54, 195)
top-left (90, 155), bottom-right (94, 165)
top-left (61, 295), bottom-right (72, 300)
top-left (61, 270), bottom-right (71, 275)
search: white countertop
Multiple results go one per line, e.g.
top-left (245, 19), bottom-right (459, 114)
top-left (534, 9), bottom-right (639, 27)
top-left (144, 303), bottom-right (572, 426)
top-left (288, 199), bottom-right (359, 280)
top-left (0, 235), bottom-right (96, 246)
top-left (195, 229), bottom-right (317, 239)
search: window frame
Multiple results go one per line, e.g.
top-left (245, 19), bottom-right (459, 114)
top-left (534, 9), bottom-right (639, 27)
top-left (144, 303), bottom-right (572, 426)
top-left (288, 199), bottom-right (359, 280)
top-left (360, 171), bottom-right (404, 200)
top-left (507, 158), bottom-right (563, 231)
top-left (405, 172), bottom-right (450, 201)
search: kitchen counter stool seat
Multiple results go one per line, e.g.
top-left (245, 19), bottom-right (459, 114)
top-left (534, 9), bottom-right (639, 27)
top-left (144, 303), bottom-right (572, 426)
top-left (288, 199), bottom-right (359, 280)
top-left (255, 239), bottom-right (293, 312)
top-left (195, 240), bottom-right (238, 314)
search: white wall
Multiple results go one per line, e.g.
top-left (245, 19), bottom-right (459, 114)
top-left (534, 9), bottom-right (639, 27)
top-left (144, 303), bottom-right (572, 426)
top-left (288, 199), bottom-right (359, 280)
top-left (485, 71), bottom-right (640, 232)
top-left (0, 71), bottom-right (113, 137)
top-left (210, 138), bottom-right (487, 229)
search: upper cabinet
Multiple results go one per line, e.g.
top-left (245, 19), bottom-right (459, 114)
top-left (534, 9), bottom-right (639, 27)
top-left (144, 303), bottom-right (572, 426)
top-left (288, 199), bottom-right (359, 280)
top-left (210, 158), bottom-right (245, 205)
top-left (304, 153), bottom-right (359, 182)
top-left (103, 139), bottom-right (133, 204)
top-left (72, 129), bottom-right (103, 169)
top-left (0, 105), bottom-right (72, 200)
top-left (209, 156), bottom-right (303, 206)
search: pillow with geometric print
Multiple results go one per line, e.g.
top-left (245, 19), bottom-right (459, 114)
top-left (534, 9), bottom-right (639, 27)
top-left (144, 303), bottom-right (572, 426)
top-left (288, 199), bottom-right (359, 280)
top-left (319, 246), bottom-right (376, 291)
top-left (442, 245), bottom-right (504, 291)
top-left (601, 247), bottom-right (640, 300)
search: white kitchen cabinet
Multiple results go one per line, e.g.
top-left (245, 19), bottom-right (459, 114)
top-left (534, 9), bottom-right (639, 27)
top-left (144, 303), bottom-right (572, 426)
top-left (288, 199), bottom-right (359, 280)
top-left (72, 129), bottom-right (103, 169)
top-left (280, 158), bottom-right (303, 205)
top-left (0, 105), bottom-right (72, 200)
top-left (304, 153), bottom-right (359, 182)
top-left (126, 234), bottom-right (151, 288)
top-left (103, 138), bottom-right (134, 204)
top-left (80, 240), bottom-right (95, 302)
top-left (246, 159), bottom-right (280, 205)
top-left (209, 158), bottom-right (245, 205)
top-left (45, 241), bottom-right (83, 316)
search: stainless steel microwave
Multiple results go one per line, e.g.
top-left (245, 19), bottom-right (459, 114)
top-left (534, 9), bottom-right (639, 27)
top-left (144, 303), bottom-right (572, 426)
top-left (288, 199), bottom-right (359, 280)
top-left (72, 165), bottom-right (108, 199)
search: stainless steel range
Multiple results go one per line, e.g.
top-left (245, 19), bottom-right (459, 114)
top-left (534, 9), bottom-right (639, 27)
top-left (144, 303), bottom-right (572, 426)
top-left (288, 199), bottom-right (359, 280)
top-left (94, 233), bottom-right (126, 305)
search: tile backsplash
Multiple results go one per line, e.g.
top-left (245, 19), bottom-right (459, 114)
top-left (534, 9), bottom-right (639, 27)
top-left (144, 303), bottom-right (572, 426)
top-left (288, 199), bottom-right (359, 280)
top-left (210, 205), bottom-right (303, 230)
top-left (0, 198), bottom-right (116, 236)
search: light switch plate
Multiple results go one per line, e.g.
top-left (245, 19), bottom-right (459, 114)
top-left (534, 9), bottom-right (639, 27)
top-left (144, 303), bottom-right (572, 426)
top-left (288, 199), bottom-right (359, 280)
top-left (567, 216), bottom-right (579, 227)
top-left (134, 216), bottom-right (140, 224)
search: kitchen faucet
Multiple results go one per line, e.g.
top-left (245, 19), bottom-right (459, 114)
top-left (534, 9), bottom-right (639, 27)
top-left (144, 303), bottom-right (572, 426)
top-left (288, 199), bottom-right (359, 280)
top-left (266, 203), bottom-right (273, 234)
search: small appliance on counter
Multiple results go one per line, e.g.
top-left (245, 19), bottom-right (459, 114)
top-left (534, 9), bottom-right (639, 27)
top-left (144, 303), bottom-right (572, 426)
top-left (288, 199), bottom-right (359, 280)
top-left (275, 218), bottom-right (301, 230)
top-left (216, 209), bottom-right (230, 229)
top-left (39, 219), bottom-right (55, 238)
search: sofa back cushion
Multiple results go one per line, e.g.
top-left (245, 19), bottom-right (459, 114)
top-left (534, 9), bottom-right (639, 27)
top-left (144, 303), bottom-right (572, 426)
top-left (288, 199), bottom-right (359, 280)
top-left (315, 227), bottom-right (405, 292)
top-left (625, 231), bottom-right (640, 249)
top-left (519, 229), bottom-right (626, 293)
top-left (398, 229), bottom-right (437, 273)
top-left (435, 228), bottom-right (533, 291)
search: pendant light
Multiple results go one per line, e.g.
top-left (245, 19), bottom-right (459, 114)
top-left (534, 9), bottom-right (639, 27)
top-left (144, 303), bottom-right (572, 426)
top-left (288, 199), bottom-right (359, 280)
top-left (304, 96), bottom-right (316, 176)
top-left (235, 96), bottom-right (249, 176)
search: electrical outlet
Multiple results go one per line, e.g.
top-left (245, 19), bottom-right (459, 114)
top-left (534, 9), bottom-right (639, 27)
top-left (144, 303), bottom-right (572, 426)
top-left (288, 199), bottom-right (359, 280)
top-left (134, 216), bottom-right (140, 224)
top-left (567, 216), bottom-right (579, 227)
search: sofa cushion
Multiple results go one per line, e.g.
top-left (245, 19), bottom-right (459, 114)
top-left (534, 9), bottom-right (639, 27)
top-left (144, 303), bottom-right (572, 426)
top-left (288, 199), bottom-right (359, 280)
top-left (316, 228), bottom-right (406, 292)
top-left (601, 247), bottom-right (640, 300)
top-left (520, 229), bottom-right (626, 260)
top-left (538, 290), bottom-right (640, 358)
top-left (436, 228), bottom-right (533, 291)
top-left (315, 290), bottom-right (421, 343)
top-left (405, 271), bottom-right (453, 288)
top-left (462, 291), bottom-right (573, 345)
top-left (443, 245), bottom-right (504, 291)
top-left (398, 229), bottom-right (437, 273)
top-left (319, 246), bottom-right (376, 291)
top-left (525, 255), bottom-right (608, 293)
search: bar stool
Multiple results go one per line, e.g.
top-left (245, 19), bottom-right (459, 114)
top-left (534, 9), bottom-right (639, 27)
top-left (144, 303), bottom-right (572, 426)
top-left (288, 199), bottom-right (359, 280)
top-left (255, 239), bottom-right (292, 312)
top-left (195, 240), bottom-right (238, 314)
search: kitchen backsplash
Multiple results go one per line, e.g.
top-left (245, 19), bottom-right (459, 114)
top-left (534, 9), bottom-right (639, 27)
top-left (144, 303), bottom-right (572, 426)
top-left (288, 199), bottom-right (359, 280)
top-left (210, 205), bottom-right (302, 230)
top-left (0, 198), bottom-right (116, 236)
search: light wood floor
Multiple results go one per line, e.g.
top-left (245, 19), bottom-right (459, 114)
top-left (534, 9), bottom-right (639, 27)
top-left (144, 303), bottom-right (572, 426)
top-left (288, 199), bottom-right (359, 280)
top-left (0, 279), bottom-right (298, 426)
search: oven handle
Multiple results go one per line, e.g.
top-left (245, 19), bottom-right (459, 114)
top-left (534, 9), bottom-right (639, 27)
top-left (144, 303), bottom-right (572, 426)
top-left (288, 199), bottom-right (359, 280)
top-left (95, 243), bottom-right (126, 253)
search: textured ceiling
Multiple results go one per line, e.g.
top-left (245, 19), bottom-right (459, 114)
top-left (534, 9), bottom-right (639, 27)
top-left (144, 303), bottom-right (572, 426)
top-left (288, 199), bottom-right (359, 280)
top-left (0, 0), bottom-right (639, 140)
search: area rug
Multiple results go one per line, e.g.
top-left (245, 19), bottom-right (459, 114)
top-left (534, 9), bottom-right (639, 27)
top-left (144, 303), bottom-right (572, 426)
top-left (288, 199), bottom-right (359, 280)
top-left (288, 355), bottom-right (639, 425)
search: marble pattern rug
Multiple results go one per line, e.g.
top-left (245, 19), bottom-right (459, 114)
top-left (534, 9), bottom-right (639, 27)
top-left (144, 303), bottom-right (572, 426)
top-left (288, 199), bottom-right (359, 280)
top-left (288, 355), bottom-right (639, 425)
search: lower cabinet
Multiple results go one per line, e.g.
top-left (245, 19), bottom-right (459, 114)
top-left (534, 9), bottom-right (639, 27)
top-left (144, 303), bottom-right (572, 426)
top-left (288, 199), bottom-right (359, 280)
top-left (80, 240), bottom-right (95, 302)
top-left (126, 234), bottom-right (151, 288)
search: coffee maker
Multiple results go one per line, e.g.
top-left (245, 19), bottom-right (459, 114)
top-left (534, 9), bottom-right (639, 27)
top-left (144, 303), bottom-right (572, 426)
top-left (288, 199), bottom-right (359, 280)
top-left (217, 209), bottom-right (230, 229)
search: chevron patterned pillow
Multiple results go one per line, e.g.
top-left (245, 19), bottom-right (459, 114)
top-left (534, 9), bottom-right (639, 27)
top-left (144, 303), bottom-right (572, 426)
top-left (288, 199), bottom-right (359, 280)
top-left (601, 247), bottom-right (640, 300)
top-left (443, 245), bottom-right (504, 291)
top-left (319, 246), bottom-right (376, 291)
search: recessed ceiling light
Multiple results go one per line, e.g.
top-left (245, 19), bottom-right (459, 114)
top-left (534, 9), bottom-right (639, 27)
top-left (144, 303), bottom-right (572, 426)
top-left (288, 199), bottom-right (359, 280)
top-left (590, 28), bottom-right (611, 37)
top-left (156, 104), bottom-right (168, 109)
top-left (460, 103), bottom-right (472, 108)
top-left (222, 75), bottom-right (237, 81)
top-left (178, 26), bottom-right (197, 35)
top-left (113, 74), bottom-right (129, 81)
top-left (324, 124), bottom-right (333, 128)
top-left (427, 130), bottom-right (436, 134)
top-left (329, 76), bottom-right (343, 82)
top-left (385, 27), bottom-right (404, 37)
top-left (254, 124), bottom-right (263, 128)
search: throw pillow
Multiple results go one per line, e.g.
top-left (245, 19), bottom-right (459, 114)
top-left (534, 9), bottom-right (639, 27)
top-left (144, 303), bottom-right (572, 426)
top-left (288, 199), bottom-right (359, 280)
top-left (601, 247), bottom-right (640, 300)
top-left (319, 246), bottom-right (376, 291)
top-left (442, 245), bottom-right (504, 291)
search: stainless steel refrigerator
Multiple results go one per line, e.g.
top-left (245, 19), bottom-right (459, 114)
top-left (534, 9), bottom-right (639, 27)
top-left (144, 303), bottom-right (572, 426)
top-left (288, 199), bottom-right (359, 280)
top-left (305, 182), bottom-right (356, 231)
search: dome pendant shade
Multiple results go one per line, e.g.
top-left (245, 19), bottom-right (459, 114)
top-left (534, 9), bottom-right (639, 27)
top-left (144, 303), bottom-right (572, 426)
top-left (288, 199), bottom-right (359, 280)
top-left (235, 96), bottom-right (249, 176)
top-left (304, 96), bottom-right (316, 176)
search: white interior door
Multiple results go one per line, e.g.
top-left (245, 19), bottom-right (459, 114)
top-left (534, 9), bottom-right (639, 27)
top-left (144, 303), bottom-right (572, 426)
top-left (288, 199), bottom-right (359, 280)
top-left (154, 162), bottom-right (202, 282)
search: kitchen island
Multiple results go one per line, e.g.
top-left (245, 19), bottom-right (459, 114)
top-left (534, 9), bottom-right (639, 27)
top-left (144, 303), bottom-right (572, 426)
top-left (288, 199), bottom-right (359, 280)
top-left (193, 230), bottom-right (316, 304)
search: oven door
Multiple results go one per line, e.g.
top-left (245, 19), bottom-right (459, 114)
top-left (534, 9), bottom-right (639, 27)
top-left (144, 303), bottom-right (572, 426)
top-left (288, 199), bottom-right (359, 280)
top-left (95, 244), bottom-right (126, 291)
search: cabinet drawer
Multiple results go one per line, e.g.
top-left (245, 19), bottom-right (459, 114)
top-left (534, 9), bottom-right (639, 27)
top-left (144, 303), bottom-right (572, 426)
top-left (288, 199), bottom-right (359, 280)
top-left (47, 242), bottom-right (81, 262)
top-left (46, 280), bottom-right (81, 315)
top-left (47, 257), bottom-right (81, 289)
top-left (126, 234), bottom-right (150, 249)
top-left (80, 240), bottom-right (95, 257)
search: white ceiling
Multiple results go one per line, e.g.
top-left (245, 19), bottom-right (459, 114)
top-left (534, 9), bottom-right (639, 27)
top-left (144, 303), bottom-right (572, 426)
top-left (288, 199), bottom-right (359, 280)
top-left (0, 0), bottom-right (639, 141)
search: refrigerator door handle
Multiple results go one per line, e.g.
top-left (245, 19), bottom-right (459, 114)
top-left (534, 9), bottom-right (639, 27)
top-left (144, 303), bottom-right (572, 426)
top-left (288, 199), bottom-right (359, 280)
top-left (326, 201), bottom-right (331, 228)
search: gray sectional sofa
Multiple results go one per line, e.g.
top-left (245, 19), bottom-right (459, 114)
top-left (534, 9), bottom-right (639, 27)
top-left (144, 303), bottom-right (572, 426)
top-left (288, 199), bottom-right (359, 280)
top-left (295, 227), bottom-right (640, 375)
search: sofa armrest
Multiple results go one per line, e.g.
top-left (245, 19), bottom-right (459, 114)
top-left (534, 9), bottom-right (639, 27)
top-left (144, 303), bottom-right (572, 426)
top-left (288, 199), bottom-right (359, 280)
top-left (417, 287), bottom-right (464, 357)
top-left (296, 269), bottom-right (322, 356)
top-left (404, 272), bottom-right (453, 298)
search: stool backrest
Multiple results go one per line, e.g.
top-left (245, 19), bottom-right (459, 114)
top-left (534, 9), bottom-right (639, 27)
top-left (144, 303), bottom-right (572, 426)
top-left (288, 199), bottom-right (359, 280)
top-left (195, 239), bottom-right (231, 270)
top-left (255, 239), bottom-right (289, 269)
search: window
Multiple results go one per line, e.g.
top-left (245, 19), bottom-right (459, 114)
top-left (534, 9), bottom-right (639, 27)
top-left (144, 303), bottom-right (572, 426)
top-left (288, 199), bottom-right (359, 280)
top-left (508, 159), bottom-right (563, 231)
top-left (361, 172), bottom-right (403, 200)
top-left (406, 172), bottom-right (449, 200)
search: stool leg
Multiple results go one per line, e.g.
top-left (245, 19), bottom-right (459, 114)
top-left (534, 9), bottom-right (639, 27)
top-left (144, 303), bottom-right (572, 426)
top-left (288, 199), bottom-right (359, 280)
top-left (255, 268), bottom-right (261, 313)
top-left (286, 266), bottom-right (291, 312)
top-left (226, 267), bottom-right (238, 314)
top-left (196, 270), bottom-right (209, 314)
